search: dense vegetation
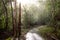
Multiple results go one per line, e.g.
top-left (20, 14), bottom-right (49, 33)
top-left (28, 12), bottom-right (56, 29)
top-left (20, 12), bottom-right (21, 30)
top-left (0, 0), bottom-right (60, 40)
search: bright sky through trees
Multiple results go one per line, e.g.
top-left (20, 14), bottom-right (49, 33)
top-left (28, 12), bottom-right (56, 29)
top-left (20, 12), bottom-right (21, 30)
top-left (12, 0), bottom-right (46, 8)
top-left (17, 0), bottom-right (38, 5)
top-left (16, 0), bottom-right (40, 7)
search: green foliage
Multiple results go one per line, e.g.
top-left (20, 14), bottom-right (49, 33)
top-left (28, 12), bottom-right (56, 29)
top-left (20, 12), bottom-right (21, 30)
top-left (38, 26), bottom-right (54, 36)
top-left (6, 37), bottom-right (11, 40)
top-left (0, 15), bottom-right (5, 29)
top-left (0, 0), bottom-right (12, 30)
top-left (0, 0), bottom-right (13, 39)
top-left (0, 0), bottom-right (5, 29)
top-left (38, 0), bottom-right (60, 39)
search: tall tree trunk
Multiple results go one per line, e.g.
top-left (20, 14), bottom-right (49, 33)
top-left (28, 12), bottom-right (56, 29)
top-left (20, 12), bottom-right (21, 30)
top-left (2, 0), bottom-right (8, 31)
top-left (10, 0), bottom-right (14, 38)
top-left (13, 0), bottom-right (17, 40)
top-left (18, 3), bottom-right (21, 40)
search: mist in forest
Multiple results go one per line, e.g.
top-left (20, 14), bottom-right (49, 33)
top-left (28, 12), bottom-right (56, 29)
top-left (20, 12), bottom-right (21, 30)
top-left (0, 0), bottom-right (60, 40)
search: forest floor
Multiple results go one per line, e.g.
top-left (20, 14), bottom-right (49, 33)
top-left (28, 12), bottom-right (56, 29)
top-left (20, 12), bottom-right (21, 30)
top-left (6, 25), bottom-right (59, 40)
top-left (6, 25), bottom-right (46, 40)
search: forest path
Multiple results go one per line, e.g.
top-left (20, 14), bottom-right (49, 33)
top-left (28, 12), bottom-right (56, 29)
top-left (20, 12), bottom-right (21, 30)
top-left (11, 25), bottom-right (46, 40)
top-left (25, 25), bottom-right (47, 40)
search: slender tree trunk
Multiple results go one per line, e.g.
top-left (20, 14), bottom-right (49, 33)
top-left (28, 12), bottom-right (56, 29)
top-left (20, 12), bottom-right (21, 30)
top-left (13, 0), bottom-right (17, 40)
top-left (18, 3), bottom-right (21, 40)
top-left (10, 0), bottom-right (15, 38)
top-left (2, 0), bottom-right (8, 31)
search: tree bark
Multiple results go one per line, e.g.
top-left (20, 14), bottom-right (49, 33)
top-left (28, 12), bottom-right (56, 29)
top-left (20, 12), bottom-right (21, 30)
top-left (13, 0), bottom-right (17, 40)
top-left (2, 0), bottom-right (8, 31)
top-left (18, 3), bottom-right (21, 40)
